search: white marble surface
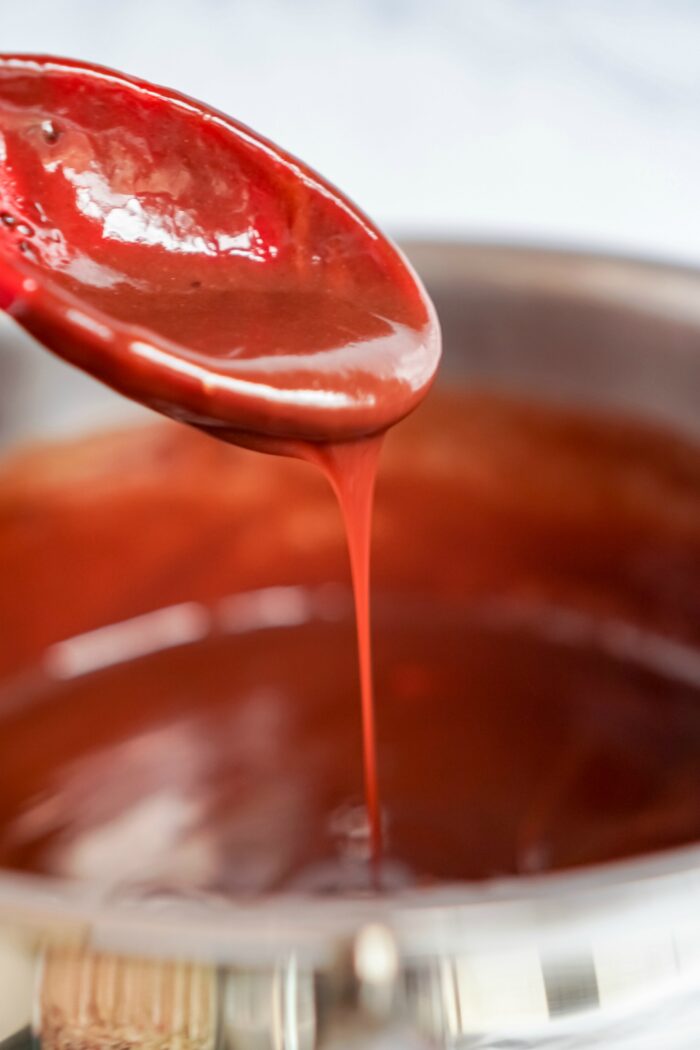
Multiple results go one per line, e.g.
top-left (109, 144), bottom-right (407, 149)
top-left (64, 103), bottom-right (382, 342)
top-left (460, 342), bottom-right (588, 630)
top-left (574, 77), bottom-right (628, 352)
top-left (3, 0), bottom-right (700, 264)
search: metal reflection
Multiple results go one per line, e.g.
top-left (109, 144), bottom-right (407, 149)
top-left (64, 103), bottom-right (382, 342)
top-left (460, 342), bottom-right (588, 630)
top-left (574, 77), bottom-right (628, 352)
top-left (0, 921), bottom-right (697, 1050)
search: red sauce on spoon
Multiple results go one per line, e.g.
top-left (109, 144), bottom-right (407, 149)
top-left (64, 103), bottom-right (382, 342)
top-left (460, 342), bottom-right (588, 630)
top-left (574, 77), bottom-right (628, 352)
top-left (0, 55), bottom-right (440, 862)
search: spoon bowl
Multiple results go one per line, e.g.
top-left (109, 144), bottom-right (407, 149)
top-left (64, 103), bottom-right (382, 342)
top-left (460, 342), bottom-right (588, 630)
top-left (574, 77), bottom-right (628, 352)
top-left (0, 55), bottom-right (439, 442)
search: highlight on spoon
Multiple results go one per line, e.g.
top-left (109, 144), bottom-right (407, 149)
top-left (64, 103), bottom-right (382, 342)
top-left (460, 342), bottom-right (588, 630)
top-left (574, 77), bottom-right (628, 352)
top-left (0, 54), bottom-right (440, 441)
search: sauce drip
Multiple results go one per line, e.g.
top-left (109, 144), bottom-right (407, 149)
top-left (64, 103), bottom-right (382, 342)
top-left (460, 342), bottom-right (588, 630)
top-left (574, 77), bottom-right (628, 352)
top-left (0, 56), bottom-right (441, 864)
top-left (310, 437), bottom-right (384, 859)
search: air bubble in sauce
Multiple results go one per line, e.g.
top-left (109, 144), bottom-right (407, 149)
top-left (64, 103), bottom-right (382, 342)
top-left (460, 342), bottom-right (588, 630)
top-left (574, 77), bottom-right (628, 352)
top-left (40, 119), bottom-right (60, 144)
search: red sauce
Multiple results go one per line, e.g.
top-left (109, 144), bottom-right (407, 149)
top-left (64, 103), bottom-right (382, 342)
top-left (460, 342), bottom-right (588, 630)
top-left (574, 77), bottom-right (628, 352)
top-left (0, 57), bottom-right (438, 441)
top-left (2, 392), bottom-right (700, 890)
top-left (0, 55), bottom-right (440, 861)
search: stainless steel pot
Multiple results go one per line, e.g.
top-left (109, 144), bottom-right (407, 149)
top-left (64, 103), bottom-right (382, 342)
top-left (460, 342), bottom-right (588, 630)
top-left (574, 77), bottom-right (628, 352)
top-left (2, 241), bottom-right (700, 1049)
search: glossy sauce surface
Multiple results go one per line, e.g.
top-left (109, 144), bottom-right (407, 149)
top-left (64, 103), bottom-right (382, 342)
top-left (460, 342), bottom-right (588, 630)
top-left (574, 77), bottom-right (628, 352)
top-left (2, 392), bottom-right (700, 891)
top-left (0, 55), bottom-right (438, 441)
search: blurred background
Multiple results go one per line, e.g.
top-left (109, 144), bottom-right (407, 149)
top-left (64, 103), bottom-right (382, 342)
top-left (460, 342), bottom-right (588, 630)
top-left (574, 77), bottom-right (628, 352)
top-left (3, 0), bottom-right (700, 263)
